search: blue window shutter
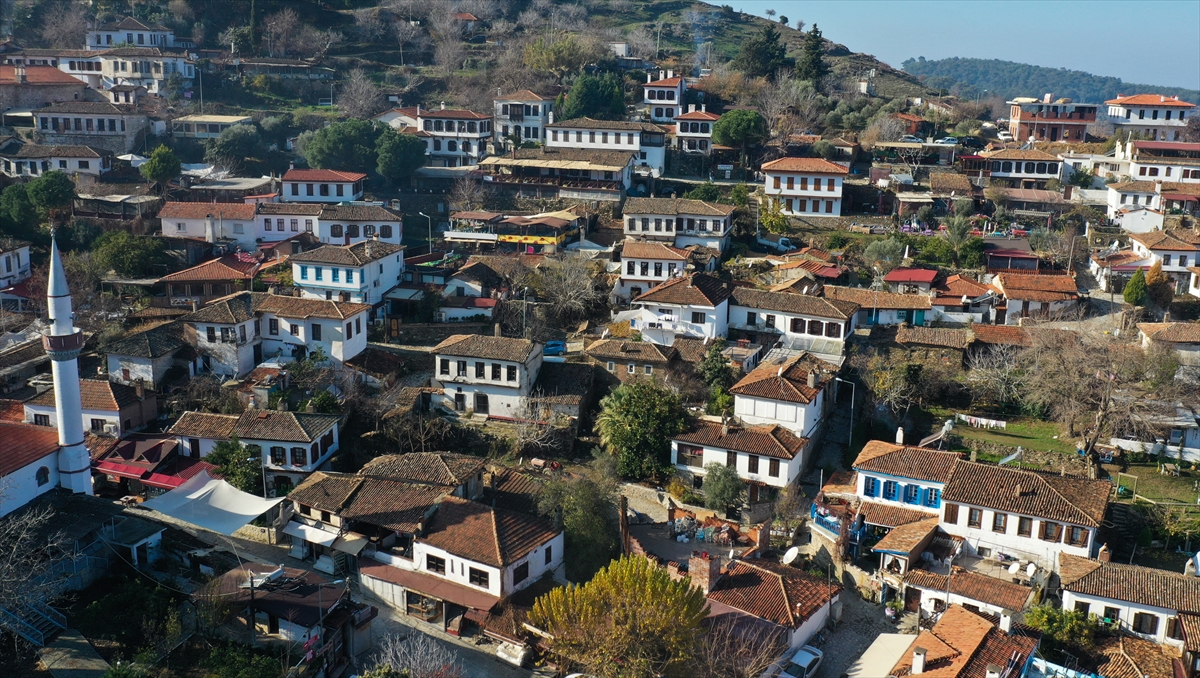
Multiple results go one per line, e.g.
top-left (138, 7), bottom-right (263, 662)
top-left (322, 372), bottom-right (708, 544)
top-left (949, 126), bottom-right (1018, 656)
top-left (918, 487), bottom-right (927, 506)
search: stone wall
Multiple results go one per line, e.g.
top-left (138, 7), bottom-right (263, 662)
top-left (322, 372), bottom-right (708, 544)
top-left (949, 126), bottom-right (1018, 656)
top-left (388, 322), bottom-right (492, 345)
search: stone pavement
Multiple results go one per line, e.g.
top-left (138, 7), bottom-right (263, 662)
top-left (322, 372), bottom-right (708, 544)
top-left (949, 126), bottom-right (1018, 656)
top-left (39, 630), bottom-right (111, 678)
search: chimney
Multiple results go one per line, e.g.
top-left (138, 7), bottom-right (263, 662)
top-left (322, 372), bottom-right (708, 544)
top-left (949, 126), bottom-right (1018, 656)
top-left (807, 372), bottom-right (817, 389)
top-left (553, 505), bottom-right (564, 530)
top-left (191, 299), bottom-right (199, 312)
top-left (248, 394), bottom-right (258, 409)
top-left (701, 104), bottom-right (706, 113)
top-left (1043, 93), bottom-right (1052, 104)
top-left (416, 104), bottom-right (421, 115)
top-left (659, 70), bottom-right (665, 80)
top-left (289, 160), bottom-right (294, 170)
top-left (1161, 95), bottom-right (1166, 103)
top-left (278, 398), bottom-right (287, 411)
top-left (689, 104), bottom-right (695, 113)
top-left (911, 647), bottom-right (926, 675)
top-left (135, 382), bottom-right (145, 400)
top-left (205, 214), bottom-right (216, 244)
top-left (494, 322), bottom-right (502, 337)
top-left (305, 400), bottom-right (315, 413)
top-left (1098, 543), bottom-right (1111, 562)
top-left (647, 72), bottom-right (652, 84)
top-left (689, 552), bottom-right (721, 594)
top-left (896, 427), bottom-right (905, 445)
top-left (440, 101), bottom-right (446, 110)
top-left (667, 69), bottom-right (673, 79)
top-left (1014, 483), bottom-right (1021, 498)
top-left (985, 665), bottom-right (1002, 678)
top-left (999, 609), bottom-right (1012, 634)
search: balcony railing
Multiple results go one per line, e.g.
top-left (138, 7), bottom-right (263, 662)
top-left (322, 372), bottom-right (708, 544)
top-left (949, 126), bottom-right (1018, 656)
top-left (810, 503), bottom-right (842, 536)
top-left (483, 174), bottom-right (623, 191)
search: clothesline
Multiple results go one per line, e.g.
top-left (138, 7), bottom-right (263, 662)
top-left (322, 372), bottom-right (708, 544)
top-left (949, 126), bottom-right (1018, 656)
top-left (957, 412), bottom-right (1007, 430)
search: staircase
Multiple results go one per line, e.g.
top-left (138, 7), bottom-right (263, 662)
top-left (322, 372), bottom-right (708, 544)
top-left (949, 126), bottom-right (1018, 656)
top-left (0, 602), bottom-right (67, 646)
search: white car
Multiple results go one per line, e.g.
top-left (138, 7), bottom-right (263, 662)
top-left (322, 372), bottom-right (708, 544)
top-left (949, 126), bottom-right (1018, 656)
top-left (780, 645), bottom-right (824, 678)
top-left (997, 131), bottom-right (1014, 141)
top-left (900, 135), bottom-right (924, 143)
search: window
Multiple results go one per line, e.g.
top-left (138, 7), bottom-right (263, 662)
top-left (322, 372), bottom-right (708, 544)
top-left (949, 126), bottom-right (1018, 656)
top-left (643, 365), bottom-right (653, 375)
top-left (606, 361), bottom-right (615, 372)
top-left (1041, 521), bottom-right (1062, 542)
top-left (1068, 526), bottom-right (1087, 546)
top-left (300, 265), bottom-right (309, 281)
top-left (457, 360), bottom-right (468, 376)
top-left (291, 446), bottom-right (307, 466)
top-left (627, 363), bottom-right (635, 374)
top-left (726, 450), bottom-right (736, 467)
top-left (331, 224), bottom-right (343, 238)
top-left (765, 314), bottom-right (776, 328)
top-left (924, 488), bottom-right (939, 507)
top-left (34, 414), bottom-right (50, 427)
top-left (747, 312), bottom-right (758, 326)
top-left (268, 318), bottom-right (279, 335)
top-left (1102, 606), bottom-right (1121, 623)
top-left (290, 323), bottom-right (300, 336)
top-left (883, 480), bottom-right (898, 500)
top-left (992, 512), bottom-right (1007, 533)
top-left (747, 455), bottom-right (759, 474)
top-left (206, 327), bottom-right (217, 342)
top-left (426, 555), bottom-right (446, 574)
top-left (90, 418), bottom-right (106, 431)
top-left (627, 261), bottom-right (635, 275)
top-left (1074, 601), bottom-right (1090, 614)
top-left (381, 224), bottom-right (393, 239)
top-left (332, 269), bottom-right (340, 282)
top-left (345, 322), bottom-right (353, 339)
top-left (768, 458), bottom-right (780, 477)
top-left (545, 545), bottom-right (552, 564)
top-left (1133, 612), bottom-right (1159, 635)
top-left (944, 502), bottom-right (959, 524)
top-left (311, 323), bottom-right (322, 341)
top-left (468, 567), bottom-right (489, 588)
top-left (691, 311), bottom-right (705, 324)
top-left (475, 362), bottom-right (486, 378)
top-left (640, 262), bottom-right (649, 276)
top-left (1017, 516), bottom-right (1033, 537)
top-left (440, 359), bottom-right (450, 375)
top-left (904, 484), bottom-right (920, 504)
top-left (513, 562), bottom-right (529, 584)
top-left (346, 269), bottom-right (354, 283)
top-left (506, 365), bottom-right (517, 382)
top-left (270, 446), bottom-right (286, 465)
top-left (968, 508), bottom-right (982, 528)
top-left (864, 476), bottom-right (879, 496)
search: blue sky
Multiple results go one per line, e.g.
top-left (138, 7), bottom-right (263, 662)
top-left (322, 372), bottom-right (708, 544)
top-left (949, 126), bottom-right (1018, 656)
top-left (731, 0), bottom-right (1200, 90)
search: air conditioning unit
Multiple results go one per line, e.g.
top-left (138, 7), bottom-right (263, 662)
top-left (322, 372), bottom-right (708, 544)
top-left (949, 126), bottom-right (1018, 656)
top-left (103, 423), bottom-right (118, 434)
top-left (373, 318), bottom-right (384, 327)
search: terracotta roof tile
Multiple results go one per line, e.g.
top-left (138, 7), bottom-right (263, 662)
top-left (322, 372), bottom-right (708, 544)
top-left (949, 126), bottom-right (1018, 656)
top-left (289, 471), bottom-right (365, 514)
top-left (288, 240), bottom-right (405, 266)
top-left (858, 501), bottom-right (936, 527)
top-left (730, 287), bottom-right (858, 319)
top-left (674, 110), bottom-right (720, 121)
top-left (706, 559), bottom-right (841, 629)
top-left (255, 294), bottom-right (372, 321)
top-left (1091, 634), bottom-right (1179, 678)
top-left (982, 149), bottom-right (1060, 161)
top-left (1180, 613), bottom-right (1200, 652)
top-left (547, 117), bottom-right (667, 133)
top-left (969, 324), bottom-right (1032, 346)
top-left (159, 255), bottom-right (260, 283)
top-left (497, 90), bottom-right (551, 101)
top-left (933, 274), bottom-right (990, 300)
top-left (234, 410), bottom-right (338, 443)
top-left (674, 420), bottom-right (807, 460)
top-left (360, 452), bottom-right (485, 488)
top-left (872, 517), bottom-right (939, 555)
top-left (181, 291), bottom-right (261, 324)
top-left (929, 173), bottom-right (975, 194)
top-left (760, 157), bottom-right (849, 174)
top-left (255, 203), bottom-right (324, 216)
top-left (1128, 229), bottom-right (1200, 251)
top-left (30, 379), bottom-right (144, 411)
top-left (671, 337), bottom-right (711, 364)
top-left (853, 441), bottom-right (961, 483)
top-left (823, 286), bottom-right (932, 310)
top-left (158, 202), bottom-right (257, 221)
top-left (623, 197), bottom-right (736, 217)
top-left (168, 412), bottom-right (239, 439)
top-left (620, 241), bottom-right (690, 260)
top-left (1059, 553), bottom-right (1200, 612)
top-left (432, 334), bottom-right (537, 362)
top-left (904, 567), bottom-right (1033, 612)
top-left (994, 272), bottom-right (1079, 302)
top-left (943, 461), bottom-right (1110, 527)
top-left (896, 326), bottom-right (973, 350)
top-left (1138, 322), bottom-right (1200, 344)
top-left (890, 605), bottom-right (1040, 678)
top-left (585, 339), bottom-right (676, 363)
top-left (885, 268), bottom-right (939, 283)
top-left (419, 495), bottom-right (559, 568)
top-left (0, 65), bottom-right (87, 85)
top-left (106, 321), bottom-right (186, 359)
top-left (729, 352), bottom-right (837, 405)
top-left (0, 422), bottom-right (60, 477)
top-left (340, 477), bottom-right (447, 533)
top-left (282, 169), bottom-right (367, 182)
top-left (344, 347), bottom-right (406, 379)
top-left (1106, 94), bottom-right (1196, 107)
top-left (318, 204), bottom-right (403, 221)
top-left (634, 273), bottom-right (731, 307)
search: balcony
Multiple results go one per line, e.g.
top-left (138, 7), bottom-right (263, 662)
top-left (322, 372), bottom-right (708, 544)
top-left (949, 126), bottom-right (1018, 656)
top-left (483, 173), bottom-right (623, 192)
top-left (638, 316), bottom-right (707, 338)
top-left (810, 503), bottom-right (842, 536)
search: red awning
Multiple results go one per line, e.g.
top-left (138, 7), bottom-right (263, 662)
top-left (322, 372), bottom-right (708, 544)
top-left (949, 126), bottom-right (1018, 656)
top-left (359, 561), bottom-right (500, 612)
top-left (94, 460), bottom-right (150, 480)
top-left (142, 473), bottom-right (186, 489)
top-left (1162, 193), bottom-right (1200, 202)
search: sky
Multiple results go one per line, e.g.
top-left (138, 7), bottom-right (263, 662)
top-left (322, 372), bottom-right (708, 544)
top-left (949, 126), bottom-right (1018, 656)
top-left (730, 0), bottom-right (1200, 90)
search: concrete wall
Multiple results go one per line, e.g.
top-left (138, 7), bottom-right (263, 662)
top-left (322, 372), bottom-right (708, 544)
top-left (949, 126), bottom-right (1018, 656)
top-left (0, 453), bottom-right (60, 517)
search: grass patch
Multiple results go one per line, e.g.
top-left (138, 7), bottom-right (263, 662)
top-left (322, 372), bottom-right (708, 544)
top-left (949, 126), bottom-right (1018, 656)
top-left (1108, 462), bottom-right (1200, 505)
top-left (928, 406), bottom-right (1076, 455)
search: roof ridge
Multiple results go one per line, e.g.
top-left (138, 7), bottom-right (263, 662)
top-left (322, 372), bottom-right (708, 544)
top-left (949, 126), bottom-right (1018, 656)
top-left (490, 502), bottom-right (504, 565)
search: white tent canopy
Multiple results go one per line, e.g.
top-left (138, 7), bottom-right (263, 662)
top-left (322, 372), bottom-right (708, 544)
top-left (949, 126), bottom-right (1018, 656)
top-left (142, 471), bottom-right (284, 536)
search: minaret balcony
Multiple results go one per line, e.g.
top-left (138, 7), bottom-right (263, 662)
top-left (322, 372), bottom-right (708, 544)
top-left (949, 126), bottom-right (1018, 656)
top-left (42, 331), bottom-right (85, 353)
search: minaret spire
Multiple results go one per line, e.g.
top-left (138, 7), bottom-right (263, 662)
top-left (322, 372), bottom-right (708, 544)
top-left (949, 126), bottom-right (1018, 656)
top-left (43, 237), bottom-right (91, 495)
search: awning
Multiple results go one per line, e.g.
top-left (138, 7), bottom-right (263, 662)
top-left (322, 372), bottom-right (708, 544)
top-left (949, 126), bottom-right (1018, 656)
top-left (284, 521), bottom-right (338, 547)
top-left (359, 560), bottom-right (500, 611)
top-left (143, 473), bottom-right (186, 490)
top-left (142, 471), bottom-right (285, 536)
top-left (332, 532), bottom-right (368, 555)
top-left (95, 460), bottom-right (149, 480)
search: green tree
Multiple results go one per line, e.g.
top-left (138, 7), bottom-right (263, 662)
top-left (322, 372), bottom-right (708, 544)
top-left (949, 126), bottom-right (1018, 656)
top-left (0, 184), bottom-right (40, 240)
top-left (93, 231), bottom-right (169, 277)
top-left (539, 455), bottom-right (621, 582)
top-left (102, 663), bottom-right (145, 678)
top-left (1124, 268), bottom-right (1148, 306)
top-left (795, 24), bottom-right (828, 83)
top-left (713, 109), bottom-right (767, 165)
top-left (200, 643), bottom-right (280, 678)
top-left (530, 556), bottom-right (709, 678)
top-left (376, 129), bottom-right (427, 183)
top-left (596, 381), bottom-right (686, 480)
top-left (682, 182), bottom-right (721, 202)
top-left (863, 237), bottom-right (906, 273)
top-left (1024, 605), bottom-right (1100, 663)
top-left (205, 124), bottom-right (263, 168)
top-left (811, 140), bottom-right (836, 159)
top-left (698, 339), bottom-right (732, 390)
top-left (309, 390), bottom-right (340, 414)
top-left (942, 214), bottom-right (973, 266)
top-left (302, 119), bottom-right (384, 170)
top-left (205, 437), bottom-right (264, 495)
top-left (26, 171), bottom-right (75, 226)
top-left (731, 23), bottom-right (787, 78)
top-left (729, 183), bottom-right (750, 206)
top-left (1145, 260), bottom-right (1174, 307)
top-left (560, 73), bottom-right (625, 121)
top-left (701, 462), bottom-right (744, 512)
top-left (759, 197), bottom-right (790, 234)
top-left (138, 145), bottom-right (182, 190)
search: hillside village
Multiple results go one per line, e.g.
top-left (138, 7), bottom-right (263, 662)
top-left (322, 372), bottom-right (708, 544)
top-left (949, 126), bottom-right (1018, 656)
top-left (0, 1), bottom-right (1199, 678)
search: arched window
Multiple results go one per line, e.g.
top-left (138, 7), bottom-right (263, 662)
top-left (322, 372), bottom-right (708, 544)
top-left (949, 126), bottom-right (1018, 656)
top-left (1025, 162), bottom-right (1036, 174)
top-left (36, 466), bottom-right (49, 486)
top-left (1035, 162), bottom-right (1047, 174)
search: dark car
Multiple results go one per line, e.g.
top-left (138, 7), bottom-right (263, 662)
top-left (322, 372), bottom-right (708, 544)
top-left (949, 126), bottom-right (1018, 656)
top-left (958, 137), bottom-right (987, 150)
top-left (543, 341), bottom-right (566, 356)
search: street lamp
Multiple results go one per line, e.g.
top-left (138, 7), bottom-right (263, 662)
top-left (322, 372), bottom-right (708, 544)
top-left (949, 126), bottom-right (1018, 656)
top-left (418, 212), bottom-right (434, 252)
top-left (834, 377), bottom-right (856, 449)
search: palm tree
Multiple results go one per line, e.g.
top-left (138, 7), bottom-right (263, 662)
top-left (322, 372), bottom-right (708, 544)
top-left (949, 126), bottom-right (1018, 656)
top-left (943, 214), bottom-right (973, 267)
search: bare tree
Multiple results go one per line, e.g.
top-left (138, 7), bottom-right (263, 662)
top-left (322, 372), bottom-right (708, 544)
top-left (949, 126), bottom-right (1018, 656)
top-left (692, 616), bottom-right (787, 678)
top-left (40, 2), bottom-right (88, 48)
top-left (449, 176), bottom-right (492, 212)
top-left (625, 25), bottom-right (656, 60)
top-left (371, 631), bottom-right (463, 678)
top-left (434, 40), bottom-right (466, 76)
top-left (534, 255), bottom-right (608, 325)
top-left (393, 21), bottom-right (428, 65)
top-left (860, 116), bottom-right (906, 148)
top-left (354, 8), bottom-right (390, 43)
top-left (512, 394), bottom-right (568, 455)
top-left (301, 27), bottom-right (344, 60)
top-left (339, 68), bottom-right (383, 119)
top-left (755, 72), bottom-right (817, 137)
top-left (263, 8), bottom-right (301, 57)
top-left (966, 344), bottom-right (1026, 407)
top-left (0, 496), bottom-right (66, 621)
top-left (427, 12), bottom-right (463, 42)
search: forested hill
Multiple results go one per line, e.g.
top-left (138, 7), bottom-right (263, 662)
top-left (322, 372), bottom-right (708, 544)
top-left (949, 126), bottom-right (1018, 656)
top-left (902, 57), bottom-right (1199, 105)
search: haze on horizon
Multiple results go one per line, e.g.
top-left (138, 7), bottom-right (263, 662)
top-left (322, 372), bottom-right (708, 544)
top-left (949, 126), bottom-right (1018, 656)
top-left (732, 0), bottom-right (1200, 92)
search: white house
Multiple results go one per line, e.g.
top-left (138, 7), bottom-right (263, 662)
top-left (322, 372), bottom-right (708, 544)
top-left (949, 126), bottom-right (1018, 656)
top-left (729, 352), bottom-right (839, 441)
top-left (761, 157), bottom-right (849, 218)
top-left (282, 168), bottom-right (366, 203)
top-left (1128, 229), bottom-right (1200, 292)
top-left (1060, 552), bottom-right (1200, 648)
top-left (0, 143), bottom-right (112, 178)
top-left (290, 240), bottom-right (405, 307)
top-left (673, 105), bottom-right (720, 154)
top-left (727, 287), bottom-right (858, 349)
top-left (979, 149), bottom-right (1061, 189)
top-left (25, 378), bottom-right (157, 437)
top-left (34, 100), bottom-right (148, 154)
top-left (851, 441), bottom-right (957, 519)
top-left (171, 114), bottom-right (252, 140)
top-left (622, 197), bottom-right (736, 252)
top-left (546, 117), bottom-right (668, 177)
top-left (989, 272), bottom-right (1081, 325)
top-left (641, 70), bottom-right (686, 123)
top-left (317, 204), bottom-right (404, 246)
top-left (631, 273), bottom-right (732, 341)
top-left (431, 334), bottom-right (542, 416)
top-left (168, 409), bottom-right (340, 496)
top-left (672, 419), bottom-right (809, 501)
top-left (157, 202), bottom-right (258, 247)
top-left (703, 556), bottom-right (841, 650)
top-left (0, 239), bottom-right (32, 289)
top-left (0, 423), bottom-right (63, 517)
top-left (105, 321), bottom-right (196, 389)
top-left (378, 105), bottom-right (492, 167)
top-left (493, 89), bottom-right (553, 146)
top-left (822, 286), bottom-right (934, 327)
top-left (254, 203), bottom-right (323, 245)
top-left (616, 240), bottom-right (689, 301)
top-left (97, 46), bottom-right (194, 95)
top-left (1106, 94), bottom-right (1197, 142)
top-left (86, 17), bottom-right (175, 49)
top-left (902, 567), bottom-right (1034, 619)
top-left (1122, 140), bottom-right (1200, 183)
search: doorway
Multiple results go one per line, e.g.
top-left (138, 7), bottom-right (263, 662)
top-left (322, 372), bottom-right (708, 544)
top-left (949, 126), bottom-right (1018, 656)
top-left (454, 392), bottom-right (465, 411)
top-left (474, 393), bottom-right (489, 415)
top-left (904, 586), bottom-right (921, 612)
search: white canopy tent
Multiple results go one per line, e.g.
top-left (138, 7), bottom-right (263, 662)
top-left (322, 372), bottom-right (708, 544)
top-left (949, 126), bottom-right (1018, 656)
top-left (142, 471), bottom-right (285, 536)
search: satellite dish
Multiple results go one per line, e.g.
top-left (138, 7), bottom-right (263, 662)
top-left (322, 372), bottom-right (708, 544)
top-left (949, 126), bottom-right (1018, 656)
top-left (782, 547), bottom-right (800, 565)
top-left (1026, 562), bottom-right (1037, 578)
top-left (1007, 561), bottom-right (1020, 575)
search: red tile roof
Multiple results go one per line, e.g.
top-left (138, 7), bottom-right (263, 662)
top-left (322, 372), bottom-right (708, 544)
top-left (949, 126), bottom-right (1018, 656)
top-left (643, 76), bottom-right (683, 88)
top-left (359, 452), bottom-right (485, 487)
top-left (585, 339), bottom-right (676, 364)
top-left (621, 241), bottom-right (690, 261)
top-left (1105, 94), bottom-right (1197, 107)
top-left (1128, 229), bottom-right (1200, 251)
top-left (858, 501), bottom-right (937, 528)
top-left (0, 422), bottom-right (59, 477)
top-left (943, 461), bottom-right (1110, 528)
top-left (730, 352), bottom-right (836, 405)
top-left (872, 517), bottom-right (939, 555)
top-left (634, 273), bottom-right (732, 307)
top-left (1059, 553), bottom-right (1200, 612)
top-left (890, 604), bottom-right (1040, 677)
top-left (1138, 322), bottom-right (1200, 344)
top-left (29, 379), bottom-right (145, 411)
top-left (885, 268), bottom-right (939, 283)
top-left (420, 495), bottom-right (560, 568)
top-left (282, 169), bottom-right (368, 182)
top-left (969, 324), bottom-right (1032, 347)
top-left (158, 255), bottom-right (260, 283)
top-left (706, 559), bottom-right (841, 629)
top-left (904, 567), bottom-right (1033, 612)
top-left (933, 274), bottom-right (990, 301)
top-left (674, 420), bottom-right (807, 460)
top-left (432, 334), bottom-right (537, 363)
top-left (993, 272), bottom-right (1079, 303)
top-left (675, 110), bottom-right (720, 121)
top-left (760, 157), bottom-right (849, 174)
top-left (730, 287), bottom-right (859, 319)
top-left (823, 285), bottom-right (932, 310)
top-left (853, 441), bottom-right (961, 483)
top-left (0, 65), bottom-right (84, 85)
top-left (158, 202), bottom-right (257, 221)
top-left (896, 326), bottom-right (973, 350)
top-left (168, 412), bottom-right (239, 439)
top-left (497, 90), bottom-right (551, 101)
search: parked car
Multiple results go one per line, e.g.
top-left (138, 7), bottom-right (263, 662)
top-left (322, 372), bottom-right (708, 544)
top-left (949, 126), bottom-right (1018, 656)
top-left (959, 136), bottom-right (987, 150)
top-left (543, 341), bottom-right (567, 356)
top-left (779, 646), bottom-right (824, 678)
top-left (900, 135), bottom-right (923, 143)
top-left (997, 131), bottom-right (1014, 141)
top-left (934, 137), bottom-right (958, 145)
